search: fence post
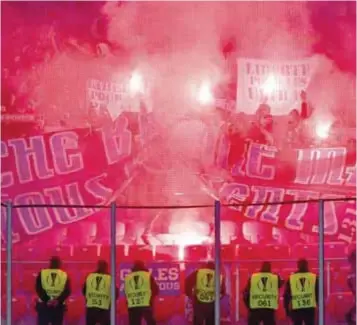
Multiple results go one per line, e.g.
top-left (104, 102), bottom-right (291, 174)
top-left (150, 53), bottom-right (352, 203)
top-left (214, 200), bottom-right (221, 325)
top-left (110, 203), bottom-right (117, 325)
top-left (318, 199), bottom-right (325, 325)
top-left (6, 202), bottom-right (12, 325)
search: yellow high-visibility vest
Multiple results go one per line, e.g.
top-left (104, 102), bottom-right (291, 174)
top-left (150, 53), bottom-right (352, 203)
top-left (290, 272), bottom-right (317, 310)
top-left (249, 272), bottom-right (278, 310)
top-left (85, 273), bottom-right (111, 310)
top-left (195, 269), bottom-right (222, 303)
top-left (41, 269), bottom-right (68, 299)
top-left (124, 271), bottom-right (151, 308)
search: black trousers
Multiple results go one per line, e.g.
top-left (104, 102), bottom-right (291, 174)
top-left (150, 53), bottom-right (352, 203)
top-left (193, 302), bottom-right (214, 325)
top-left (248, 309), bottom-right (276, 325)
top-left (36, 303), bottom-right (65, 325)
top-left (128, 307), bottom-right (156, 325)
top-left (86, 307), bottom-right (110, 325)
top-left (290, 308), bottom-right (315, 325)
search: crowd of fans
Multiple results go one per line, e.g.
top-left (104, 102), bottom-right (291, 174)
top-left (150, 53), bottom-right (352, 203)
top-left (1, 15), bottom-right (356, 173)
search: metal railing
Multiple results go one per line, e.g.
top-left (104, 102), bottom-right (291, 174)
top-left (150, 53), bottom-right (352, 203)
top-left (2, 197), bottom-right (356, 325)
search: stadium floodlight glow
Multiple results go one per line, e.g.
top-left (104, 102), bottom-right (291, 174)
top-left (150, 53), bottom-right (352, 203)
top-left (315, 122), bottom-right (331, 139)
top-left (129, 71), bottom-right (144, 95)
top-left (197, 81), bottom-right (214, 105)
top-left (262, 75), bottom-right (278, 95)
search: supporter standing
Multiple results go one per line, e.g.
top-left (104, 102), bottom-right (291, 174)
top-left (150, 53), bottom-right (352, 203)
top-left (346, 250), bottom-right (356, 325)
top-left (83, 260), bottom-right (118, 325)
top-left (247, 104), bottom-right (274, 145)
top-left (35, 256), bottom-right (71, 325)
top-left (185, 261), bottom-right (226, 325)
top-left (243, 261), bottom-right (283, 325)
top-left (284, 259), bottom-right (318, 325)
top-left (124, 260), bottom-right (159, 325)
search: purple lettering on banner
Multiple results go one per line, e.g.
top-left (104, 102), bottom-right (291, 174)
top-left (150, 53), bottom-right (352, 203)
top-left (338, 205), bottom-right (356, 243)
top-left (84, 174), bottom-right (113, 205)
top-left (245, 186), bottom-right (269, 219)
top-left (246, 143), bottom-right (277, 180)
top-left (284, 190), bottom-right (319, 231)
top-left (50, 131), bottom-right (84, 175)
top-left (260, 187), bottom-right (285, 224)
top-left (44, 186), bottom-right (75, 224)
top-left (8, 136), bottom-right (54, 184)
top-left (65, 182), bottom-right (94, 223)
top-left (14, 192), bottom-right (53, 235)
top-left (119, 262), bottom-right (180, 296)
top-left (219, 182), bottom-right (249, 211)
top-left (311, 195), bottom-right (340, 235)
top-left (345, 166), bottom-right (356, 186)
top-left (1, 141), bottom-right (14, 188)
top-left (326, 148), bottom-right (346, 185)
top-left (295, 147), bottom-right (346, 185)
top-left (245, 186), bottom-right (284, 223)
top-left (101, 115), bottom-right (132, 165)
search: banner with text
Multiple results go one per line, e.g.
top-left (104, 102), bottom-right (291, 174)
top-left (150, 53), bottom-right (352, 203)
top-left (118, 263), bottom-right (181, 297)
top-left (236, 58), bottom-right (315, 115)
top-left (1, 115), bottom-right (356, 244)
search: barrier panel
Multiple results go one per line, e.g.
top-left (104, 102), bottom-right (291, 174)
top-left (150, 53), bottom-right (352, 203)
top-left (1, 197), bottom-right (356, 325)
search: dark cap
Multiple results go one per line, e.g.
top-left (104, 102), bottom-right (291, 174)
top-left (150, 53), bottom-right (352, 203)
top-left (49, 256), bottom-right (61, 268)
top-left (297, 258), bottom-right (309, 272)
top-left (261, 261), bottom-right (271, 272)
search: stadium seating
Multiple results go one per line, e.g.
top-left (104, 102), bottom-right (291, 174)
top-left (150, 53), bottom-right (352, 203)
top-left (237, 245), bottom-right (266, 260)
top-left (220, 245), bottom-right (237, 261)
top-left (184, 245), bottom-right (208, 261)
top-left (155, 245), bottom-right (180, 261)
top-left (292, 243), bottom-right (319, 260)
top-left (128, 245), bottom-right (154, 261)
top-left (99, 245), bottom-right (127, 261)
top-left (72, 245), bottom-right (99, 261)
top-left (264, 244), bottom-right (291, 260)
top-left (0, 241), bottom-right (355, 325)
top-left (325, 242), bottom-right (349, 259)
top-left (327, 292), bottom-right (355, 322)
top-left (330, 267), bottom-right (350, 292)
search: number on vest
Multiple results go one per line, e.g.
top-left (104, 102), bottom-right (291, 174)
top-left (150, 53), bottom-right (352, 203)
top-left (257, 299), bottom-right (271, 308)
top-left (297, 299), bottom-right (311, 307)
top-left (92, 298), bottom-right (102, 306)
top-left (131, 297), bottom-right (145, 306)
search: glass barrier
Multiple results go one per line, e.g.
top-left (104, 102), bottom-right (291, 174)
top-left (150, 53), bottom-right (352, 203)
top-left (0, 199), bottom-right (355, 325)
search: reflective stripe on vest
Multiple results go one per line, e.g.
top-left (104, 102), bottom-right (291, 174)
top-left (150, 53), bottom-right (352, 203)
top-left (290, 272), bottom-right (317, 310)
top-left (195, 269), bottom-right (221, 303)
top-left (85, 273), bottom-right (111, 310)
top-left (124, 271), bottom-right (151, 308)
top-left (249, 272), bottom-right (278, 310)
top-left (41, 269), bottom-right (67, 299)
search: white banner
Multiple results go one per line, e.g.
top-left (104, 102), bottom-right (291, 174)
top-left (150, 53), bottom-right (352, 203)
top-left (236, 58), bottom-right (315, 115)
top-left (86, 79), bottom-right (150, 120)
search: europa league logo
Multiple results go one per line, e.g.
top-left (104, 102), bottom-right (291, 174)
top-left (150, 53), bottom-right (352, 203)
top-left (95, 276), bottom-right (102, 291)
top-left (299, 278), bottom-right (306, 292)
top-left (206, 274), bottom-right (213, 288)
top-left (50, 272), bottom-right (57, 287)
top-left (260, 277), bottom-right (268, 292)
top-left (131, 275), bottom-right (143, 290)
top-left (134, 275), bottom-right (140, 289)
